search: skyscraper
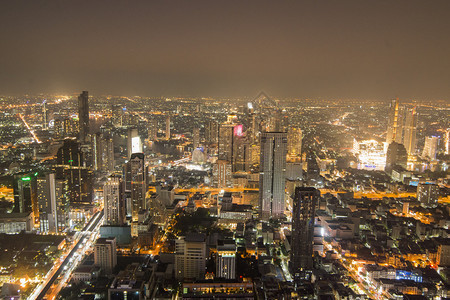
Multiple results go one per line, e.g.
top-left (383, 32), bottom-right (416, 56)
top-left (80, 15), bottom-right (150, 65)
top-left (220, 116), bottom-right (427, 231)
top-left (175, 234), bottom-right (206, 280)
top-left (385, 141), bottom-right (408, 173)
top-left (78, 91), bottom-right (89, 143)
top-left (386, 98), bottom-right (404, 145)
top-left (259, 132), bottom-right (287, 220)
top-left (212, 160), bottom-right (232, 188)
top-left (287, 127), bottom-right (302, 161)
top-left (166, 115), bottom-right (171, 140)
top-left (422, 136), bottom-right (439, 160)
top-left (290, 187), bottom-right (319, 278)
top-left (402, 106), bottom-right (418, 155)
top-left (193, 127), bottom-right (200, 149)
top-left (37, 173), bottom-right (69, 233)
top-left (94, 237), bottom-right (117, 274)
top-left (218, 122), bottom-right (235, 162)
top-left (417, 183), bottom-right (439, 208)
top-left (128, 153), bottom-right (146, 222)
top-left (42, 100), bottom-right (48, 129)
top-left (13, 173), bottom-right (37, 218)
top-left (127, 128), bottom-right (142, 158)
top-left (148, 118), bottom-right (158, 142)
top-left (104, 176), bottom-right (125, 226)
top-left (111, 104), bottom-right (123, 127)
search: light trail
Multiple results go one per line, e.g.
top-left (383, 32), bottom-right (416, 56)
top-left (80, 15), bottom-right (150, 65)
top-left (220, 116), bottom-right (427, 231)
top-left (18, 113), bottom-right (41, 143)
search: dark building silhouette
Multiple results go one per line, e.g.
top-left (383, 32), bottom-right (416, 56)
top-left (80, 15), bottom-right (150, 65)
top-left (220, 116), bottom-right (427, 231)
top-left (290, 187), bottom-right (319, 280)
top-left (13, 173), bottom-right (38, 219)
top-left (78, 91), bottom-right (89, 143)
top-left (385, 141), bottom-right (408, 173)
top-left (56, 139), bottom-right (92, 204)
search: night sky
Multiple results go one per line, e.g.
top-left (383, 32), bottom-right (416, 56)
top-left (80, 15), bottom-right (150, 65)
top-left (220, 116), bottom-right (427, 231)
top-left (1, 1), bottom-right (450, 100)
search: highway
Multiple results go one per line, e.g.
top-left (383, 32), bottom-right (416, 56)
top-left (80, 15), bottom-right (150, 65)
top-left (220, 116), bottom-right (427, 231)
top-left (31, 210), bottom-right (104, 300)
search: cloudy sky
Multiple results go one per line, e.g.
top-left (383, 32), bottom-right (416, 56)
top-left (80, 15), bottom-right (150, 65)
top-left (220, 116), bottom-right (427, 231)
top-left (1, 0), bottom-right (449, 100)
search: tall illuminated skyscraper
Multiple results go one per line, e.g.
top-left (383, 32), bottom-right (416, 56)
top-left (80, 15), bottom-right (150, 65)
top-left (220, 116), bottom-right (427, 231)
top-left (37, 173), bottom-right (68, 233)
top-left (218, 119), bottom-right (236, 162)
top-left (78, 91), bottom-right (89, 143)
top-left (259, 132), bottom-right (287, 220)
top-left (287, 127), bottom-right (302, 161)
top-left (422, 136), bottom-right (439, 160)
top-left (402, 106), bottom-right (418, 155)
top-left (127, 128), bottom-right (142, 158)
top-left (386, 98), bottom-right (403, 145)
top-left (103, 176), bottom-right (125, 226)
top-left (166, 115), bottom-right (171, 140)
top-left (290, 187), bottom-right (319, 279)
top-left (128, 153), bottom-right (146, 222)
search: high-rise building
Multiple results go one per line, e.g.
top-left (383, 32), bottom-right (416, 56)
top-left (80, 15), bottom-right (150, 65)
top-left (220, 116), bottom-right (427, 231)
top-left (306, 152), bottom-right (320, 181)
top-left (287, 127), bottom-right (302, 161)
top-left (212, 160), bottom-right (232, 188)
top-left (127, 128), bottom-right (142, 158)
top-left (128, 153), bottom-right (146, 222)
top-left (175, 234), bottom-right (206, 280)
top-left (37, 173), bottom-right (69, 233)
top-left (94, 237), bottom-right (117, 274)
top-left (385, 142), bottom-right (408, 173)
top-left (290, 187), bottom-right (320, 278)
top-left (218, 122), bottom-right (235, 162)
top-left (101, 135), bottom-right (115, 172)
top-left (259, 132), bottom-right (287, 220)
top-left (148, 118), bottom-right (158, 142)
top-left (402, 106), bottom-right (418, 155)
top-left (445, 129), bottom-right (450, 155)
top-left (104, 176), bottom-right (125, 226)
top-left (193, 127), bottom-right (200, 149)
top-left (422, 136), bottom-right (439, 160)
top-left (205, 120), bottom-right (218, 144)
top-left (13, 173), bottom-right (37, 219)
top-left (232, 132), bottom-right (250, 172)
top-left (417, 183), bottom-right (439, 208)
top-left (42, 100), bottom-right (48, 129)
top-left (216, 240), bottom-right (236, 279)
top-left (386, 98), bottom-right (404, 145)
top-left (56, 139), bottom-right (93, 204)
top-left (78, 91), bottom-right (89, 143)
top-left (166, 115), bottom-right (171, 140)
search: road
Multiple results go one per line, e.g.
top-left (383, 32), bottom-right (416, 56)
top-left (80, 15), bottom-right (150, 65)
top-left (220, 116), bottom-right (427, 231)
top-left (30, 210), bottom-right (104, 300)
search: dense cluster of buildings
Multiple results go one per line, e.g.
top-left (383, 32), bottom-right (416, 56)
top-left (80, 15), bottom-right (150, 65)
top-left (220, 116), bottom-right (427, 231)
top-left (0, 92), bottom-right (448, 299)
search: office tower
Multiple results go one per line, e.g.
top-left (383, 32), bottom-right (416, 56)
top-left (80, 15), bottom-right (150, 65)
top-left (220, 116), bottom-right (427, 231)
top-left (205, 120), bottom-right (218, 144)
top-left (37, 173), bottom-right (69, 233)
top-left (216, 240), bottom-right (236, 279)
top-left (385, 142), bottom-right (408, 173)
top-left (306, 152), bottom-right (320, 180)
top-left (445, 129), bottom-right (450, 155)
top-left (402, 106), bottom-right (418, 155)
top-left (175, 234), bottom-right (206, 280)
top-left (127, 128), bottom-right (142, 158)
top-left (417, 183), bottom-right (439, 208)
top-left (78, 91), bottom-right (89, 143)
top-left (193, 127), bottom-right (200, 149)
top-left (56, 139), bottom-right (93, 204)
top-left (166, 115), bottom-right (171, 140)
top-left (259, 132), bottom-right (288, 220)
top-left (128, 153), bottom-right (146, 221)
top-left (290, 187), bottom-right (320, 278)
top-left (104, 176), bottom-right (125, 226)
top-left (422, 136), bottom-right (439, 160)
top-left (63, 117), bottom-right (79, 137)
top-left (94, 237), bottom-right (117, 274)
top-left (91, 132), bottom-right (102, 171)
top-left (111, 104), bottom-right (123, 127)
top-left (42, 100), bottom-right (48, 129)
top-left (148, 118), bottom-right (158, 142)
top-left (102, 135), bottom-right (115, 172)
top-left (213, 160), bottom-right (232, 188)
top-left (287, 127), bottom-right (302, 161)
top-left (13, 173), bottom-right (38, 220)
top-left (286, 162), bottom-right (303, 181)
top-left (233, 130), bottom-right (250, 172)
top-left (386, 98), bottom-right (404, 144)
top-left (218, 122), bottom-right (235, 162)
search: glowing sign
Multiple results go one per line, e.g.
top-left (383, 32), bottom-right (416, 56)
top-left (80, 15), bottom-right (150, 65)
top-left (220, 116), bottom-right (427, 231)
top-left (234, 125), bottom-right (243, 137)
top-left (21, 177), bottom-right (31, 181)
